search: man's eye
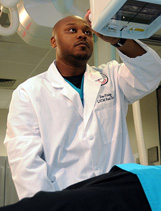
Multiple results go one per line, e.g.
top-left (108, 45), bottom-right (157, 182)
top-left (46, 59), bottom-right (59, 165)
top-left (69, 28), bottom-right (76, 32)
top-left (85, 31), bottom-right (91, 35)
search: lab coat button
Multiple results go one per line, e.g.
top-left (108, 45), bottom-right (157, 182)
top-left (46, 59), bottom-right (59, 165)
top-left (89, 135), bottom-right (94, 140)
top-left (51, 176), bottom-right (56, 183)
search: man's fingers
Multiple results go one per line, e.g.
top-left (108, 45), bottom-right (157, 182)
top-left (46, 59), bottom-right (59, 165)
top-left (85, 9), bottom-right (92, 27)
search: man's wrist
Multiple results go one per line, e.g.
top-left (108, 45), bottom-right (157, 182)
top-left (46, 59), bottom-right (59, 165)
top-left (111, 38), bottom-right (127, 48)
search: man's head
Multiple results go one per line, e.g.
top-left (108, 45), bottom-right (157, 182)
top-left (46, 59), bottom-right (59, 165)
top-left (50, 16), bottom-right (93, 65)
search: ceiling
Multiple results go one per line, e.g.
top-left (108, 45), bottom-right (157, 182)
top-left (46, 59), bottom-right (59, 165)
top-left (0, 32), bottom-right (57, 109)
top-left (0, 1), bottom-right (161, 109)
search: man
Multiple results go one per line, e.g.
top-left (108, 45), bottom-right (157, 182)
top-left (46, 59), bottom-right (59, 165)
top-left (4, 13), bottom-right (161, 202)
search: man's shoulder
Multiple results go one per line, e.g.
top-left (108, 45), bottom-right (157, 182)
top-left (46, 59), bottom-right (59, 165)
top-left (14, 70), bottom-right (48, 95)
top-left (88, 60), bottom-right (119, 74)
top-left (23, 71), bottom-right (47, 86)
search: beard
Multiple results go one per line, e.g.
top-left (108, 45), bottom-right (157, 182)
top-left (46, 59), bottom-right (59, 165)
top-left (71, 45), bottom-right (93, 61)
top-left (72, 53), bottom-right (91, 61)
top-left (58, 46), bottom-right (93, 64)
top-left (72, 49), bottom-right (92, 61)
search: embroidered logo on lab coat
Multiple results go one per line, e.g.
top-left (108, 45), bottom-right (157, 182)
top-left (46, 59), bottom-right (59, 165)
top-left (97, 73), bottom-right (108, 86)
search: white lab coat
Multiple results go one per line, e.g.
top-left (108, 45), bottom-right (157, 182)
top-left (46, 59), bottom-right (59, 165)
top-left (4, 41), bottom-right (161, 199)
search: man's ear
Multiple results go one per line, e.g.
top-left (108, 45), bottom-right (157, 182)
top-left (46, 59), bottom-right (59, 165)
top-left (50, 36), bottom-right (57, 48)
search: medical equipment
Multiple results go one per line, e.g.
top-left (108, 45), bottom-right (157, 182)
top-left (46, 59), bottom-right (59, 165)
top-left (90, 0), bottom-right (161, 39)
top-left (0, 0), bottom-right (89, 48)
top-left (0, 0), bottom-right (20, 36)
top-left (1, 0), bottom-right (161, 44)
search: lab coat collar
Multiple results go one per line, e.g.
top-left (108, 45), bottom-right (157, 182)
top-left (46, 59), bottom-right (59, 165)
top-left (46, 61), bottom-right (65, 88)
top-left (46, 61), bottom-right (102, 88)
top-left (46, 61), bottom-right (102, 85)
top-left (46, 61), bottom-right (102, 122)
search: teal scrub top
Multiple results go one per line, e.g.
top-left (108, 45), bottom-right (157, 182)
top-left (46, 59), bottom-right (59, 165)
top-left (117, 163), bottom-right (161, 211)
top-left (65, 75), bottom-right (84, 106)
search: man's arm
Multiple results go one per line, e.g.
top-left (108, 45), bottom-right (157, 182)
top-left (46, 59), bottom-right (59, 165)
top-left (4, 86), bottom-right (54, 199)
top-left (85, 10), bottom-right (161, 104)
top-left (110, 39), bottom-right (146, 58)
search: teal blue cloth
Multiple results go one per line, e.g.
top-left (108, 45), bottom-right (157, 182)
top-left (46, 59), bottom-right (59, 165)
top-left (65, 75), bottom-right (84, 106)
top-left (116, 163), bottom-right (161, 211)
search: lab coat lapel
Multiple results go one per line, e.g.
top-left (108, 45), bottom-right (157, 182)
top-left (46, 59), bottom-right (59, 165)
top-left (83, 65), bottom-right (101, 127)
top-left (61, 84), bottom-right (84, 118)
top-left (47, 62), bottom-right (83, 118)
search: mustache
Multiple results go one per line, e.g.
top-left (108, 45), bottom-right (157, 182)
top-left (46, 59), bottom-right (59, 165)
top-left (74, 41), bottom-right (90, 48)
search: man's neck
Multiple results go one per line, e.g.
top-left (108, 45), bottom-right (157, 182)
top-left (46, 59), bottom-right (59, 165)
top-left (55, 59), bottom-right (86, 77)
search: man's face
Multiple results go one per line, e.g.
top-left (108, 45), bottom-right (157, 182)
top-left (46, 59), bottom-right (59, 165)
top-left (51, 16), bottom-right (93, 62)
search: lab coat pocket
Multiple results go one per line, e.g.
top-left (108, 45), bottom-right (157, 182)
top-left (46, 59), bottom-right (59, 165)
top-left (96, 105), bottom-right (122, 144)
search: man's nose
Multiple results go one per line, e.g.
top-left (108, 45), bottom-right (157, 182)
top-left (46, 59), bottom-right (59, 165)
top-left (77, 30), bottom-right (87, 39)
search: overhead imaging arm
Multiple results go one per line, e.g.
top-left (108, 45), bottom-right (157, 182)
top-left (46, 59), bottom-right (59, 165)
top-left (0, 0), bottom-right (20, 36)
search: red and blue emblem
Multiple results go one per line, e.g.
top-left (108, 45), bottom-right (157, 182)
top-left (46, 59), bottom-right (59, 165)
top-left (97, 73), bottom-right (108, 86)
